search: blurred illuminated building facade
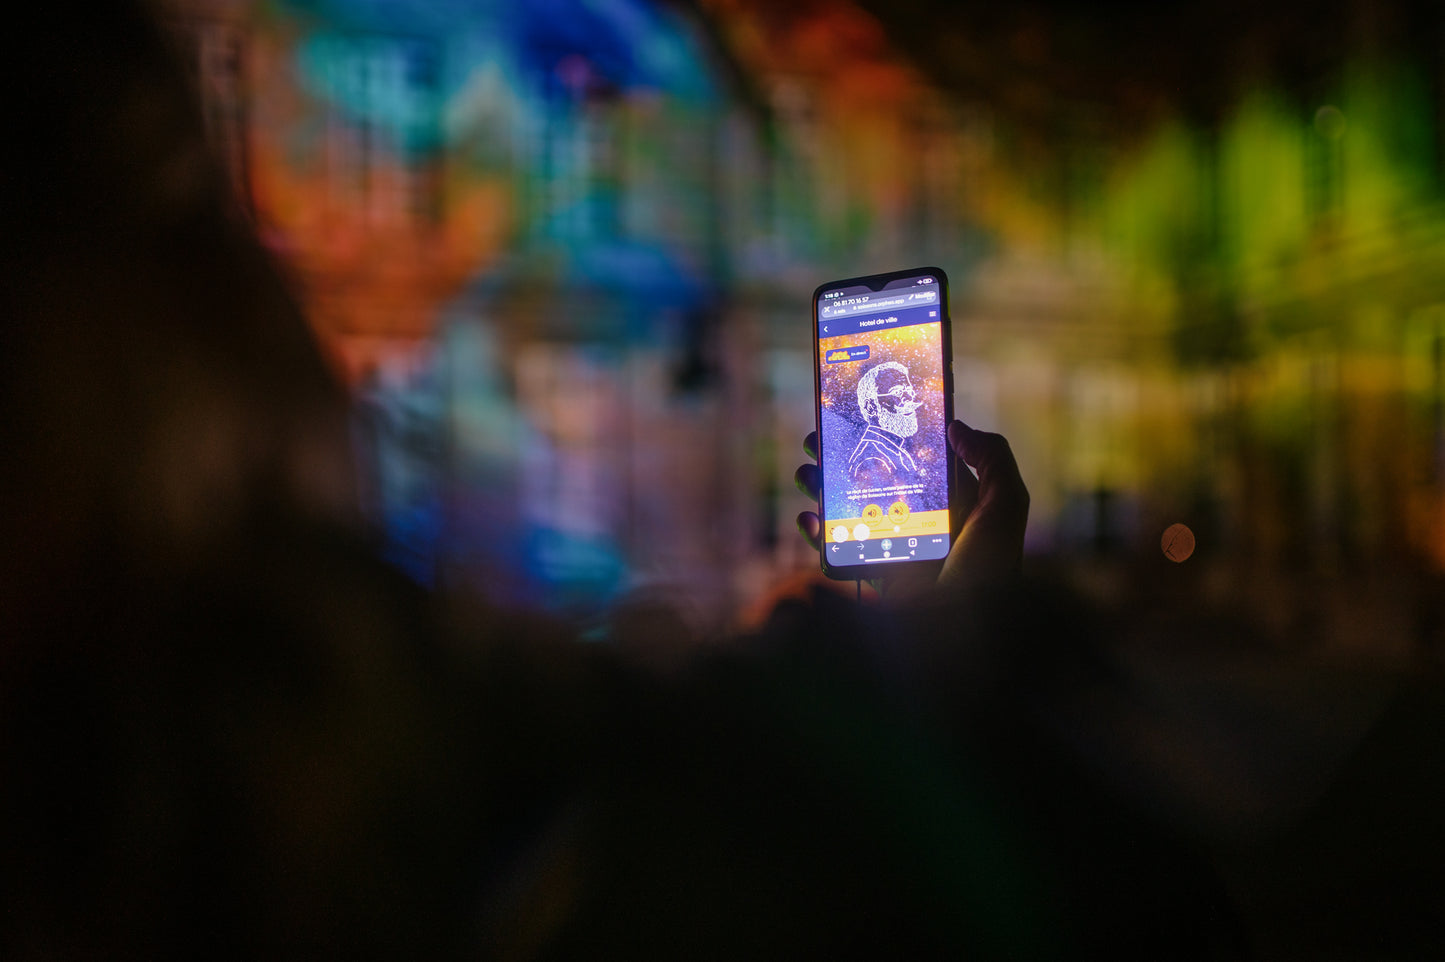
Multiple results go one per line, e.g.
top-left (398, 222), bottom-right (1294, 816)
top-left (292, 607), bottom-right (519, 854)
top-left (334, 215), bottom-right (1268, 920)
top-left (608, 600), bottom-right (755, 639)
top-left (164, 0), bottom-right (1445, 639)
top-left (160, 0), bottom-right (981, 622)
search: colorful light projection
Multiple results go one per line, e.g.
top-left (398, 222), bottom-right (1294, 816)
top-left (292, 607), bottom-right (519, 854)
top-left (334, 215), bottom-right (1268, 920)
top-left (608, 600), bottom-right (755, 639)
top-left (175, 0), bottom-right (1445, 628)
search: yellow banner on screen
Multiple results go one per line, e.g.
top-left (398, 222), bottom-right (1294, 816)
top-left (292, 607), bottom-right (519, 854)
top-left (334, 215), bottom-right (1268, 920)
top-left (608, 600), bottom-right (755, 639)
top-left (825, 507), bottom-right (949, 544)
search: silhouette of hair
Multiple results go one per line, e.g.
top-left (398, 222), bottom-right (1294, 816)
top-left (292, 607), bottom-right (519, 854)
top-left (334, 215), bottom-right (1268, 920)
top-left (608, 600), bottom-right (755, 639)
top-left (856, 360), bottom-right (908, 421)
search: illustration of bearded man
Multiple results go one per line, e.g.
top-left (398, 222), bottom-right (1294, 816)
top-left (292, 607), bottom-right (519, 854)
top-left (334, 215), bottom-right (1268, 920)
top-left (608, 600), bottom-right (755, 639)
top-left (848, 361), bottom-right (921, 479)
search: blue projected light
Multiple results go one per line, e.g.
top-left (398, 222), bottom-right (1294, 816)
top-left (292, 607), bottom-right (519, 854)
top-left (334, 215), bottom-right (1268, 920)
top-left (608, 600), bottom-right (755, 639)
top-left (291, 0), bottom-right (719, 119)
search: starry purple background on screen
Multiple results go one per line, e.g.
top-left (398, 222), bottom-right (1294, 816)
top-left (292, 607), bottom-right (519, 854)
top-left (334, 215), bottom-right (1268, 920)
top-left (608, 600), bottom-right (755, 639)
top-left (817, 321), bottom-right (948, 522)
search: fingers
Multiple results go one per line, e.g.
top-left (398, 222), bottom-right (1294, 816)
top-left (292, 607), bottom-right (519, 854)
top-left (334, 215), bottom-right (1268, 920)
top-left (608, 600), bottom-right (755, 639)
top-left (793, 462), bottom-right (820, 503)
top-left (796, 432), bottom-right (822, 552)
top-left (939, 421), bottom-right (1029, 587)
top-left (796, 511), bottom-right (822, 552)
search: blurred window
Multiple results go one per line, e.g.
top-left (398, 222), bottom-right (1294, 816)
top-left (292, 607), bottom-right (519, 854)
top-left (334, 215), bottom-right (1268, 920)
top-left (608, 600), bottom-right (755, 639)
top-left (1305, 111), bottom-right (1344, 226)
top-left (529, 78), bottom-right (623, 242)
top-left (326, 36), bottom-right (442, 229)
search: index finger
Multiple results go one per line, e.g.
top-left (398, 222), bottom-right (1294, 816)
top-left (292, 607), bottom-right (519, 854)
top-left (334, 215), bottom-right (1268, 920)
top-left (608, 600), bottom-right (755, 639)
top-left (803, 430), bottom-right (818, 462)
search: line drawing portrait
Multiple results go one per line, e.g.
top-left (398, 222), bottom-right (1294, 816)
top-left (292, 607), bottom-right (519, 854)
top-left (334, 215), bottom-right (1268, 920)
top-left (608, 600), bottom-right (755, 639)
top-left (848, 361), bottom-right (921, 479)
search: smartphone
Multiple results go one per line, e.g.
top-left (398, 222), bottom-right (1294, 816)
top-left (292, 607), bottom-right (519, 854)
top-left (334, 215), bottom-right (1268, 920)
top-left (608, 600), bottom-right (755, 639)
top-left (812, 266), bottom-right (955, 580)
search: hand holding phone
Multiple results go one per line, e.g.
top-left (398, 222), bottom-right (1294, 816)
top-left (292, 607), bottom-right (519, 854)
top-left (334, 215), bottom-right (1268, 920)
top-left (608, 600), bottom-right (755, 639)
top-left (800, 266), bottom-right (1028, 589)
top-left (809, 267), bottom-right (957, 581)
top-left (796, 420), bottom-right (1029, 592)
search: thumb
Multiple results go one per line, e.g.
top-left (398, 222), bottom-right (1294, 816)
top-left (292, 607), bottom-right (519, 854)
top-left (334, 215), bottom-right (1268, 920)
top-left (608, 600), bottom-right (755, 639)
top-left (940, 422), bottom-right (1029, 587)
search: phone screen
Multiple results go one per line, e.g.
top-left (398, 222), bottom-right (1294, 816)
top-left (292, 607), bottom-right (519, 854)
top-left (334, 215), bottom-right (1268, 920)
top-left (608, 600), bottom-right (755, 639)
top-left (813, 268), bottom-right (954, 576)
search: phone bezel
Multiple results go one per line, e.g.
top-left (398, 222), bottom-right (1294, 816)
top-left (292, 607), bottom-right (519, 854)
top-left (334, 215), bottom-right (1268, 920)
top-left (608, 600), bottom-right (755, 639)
top-left (811, 266), bottom-right (956, 581)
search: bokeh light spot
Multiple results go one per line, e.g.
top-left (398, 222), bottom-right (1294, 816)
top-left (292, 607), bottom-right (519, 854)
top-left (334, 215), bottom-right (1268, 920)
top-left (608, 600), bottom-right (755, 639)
top-left (1161, 523), bottom-right (1196, 563)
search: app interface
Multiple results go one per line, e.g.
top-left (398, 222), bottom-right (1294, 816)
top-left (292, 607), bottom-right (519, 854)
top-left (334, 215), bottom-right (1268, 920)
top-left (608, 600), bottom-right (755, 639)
top-left (816, 278), bottom-right (950, 567)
